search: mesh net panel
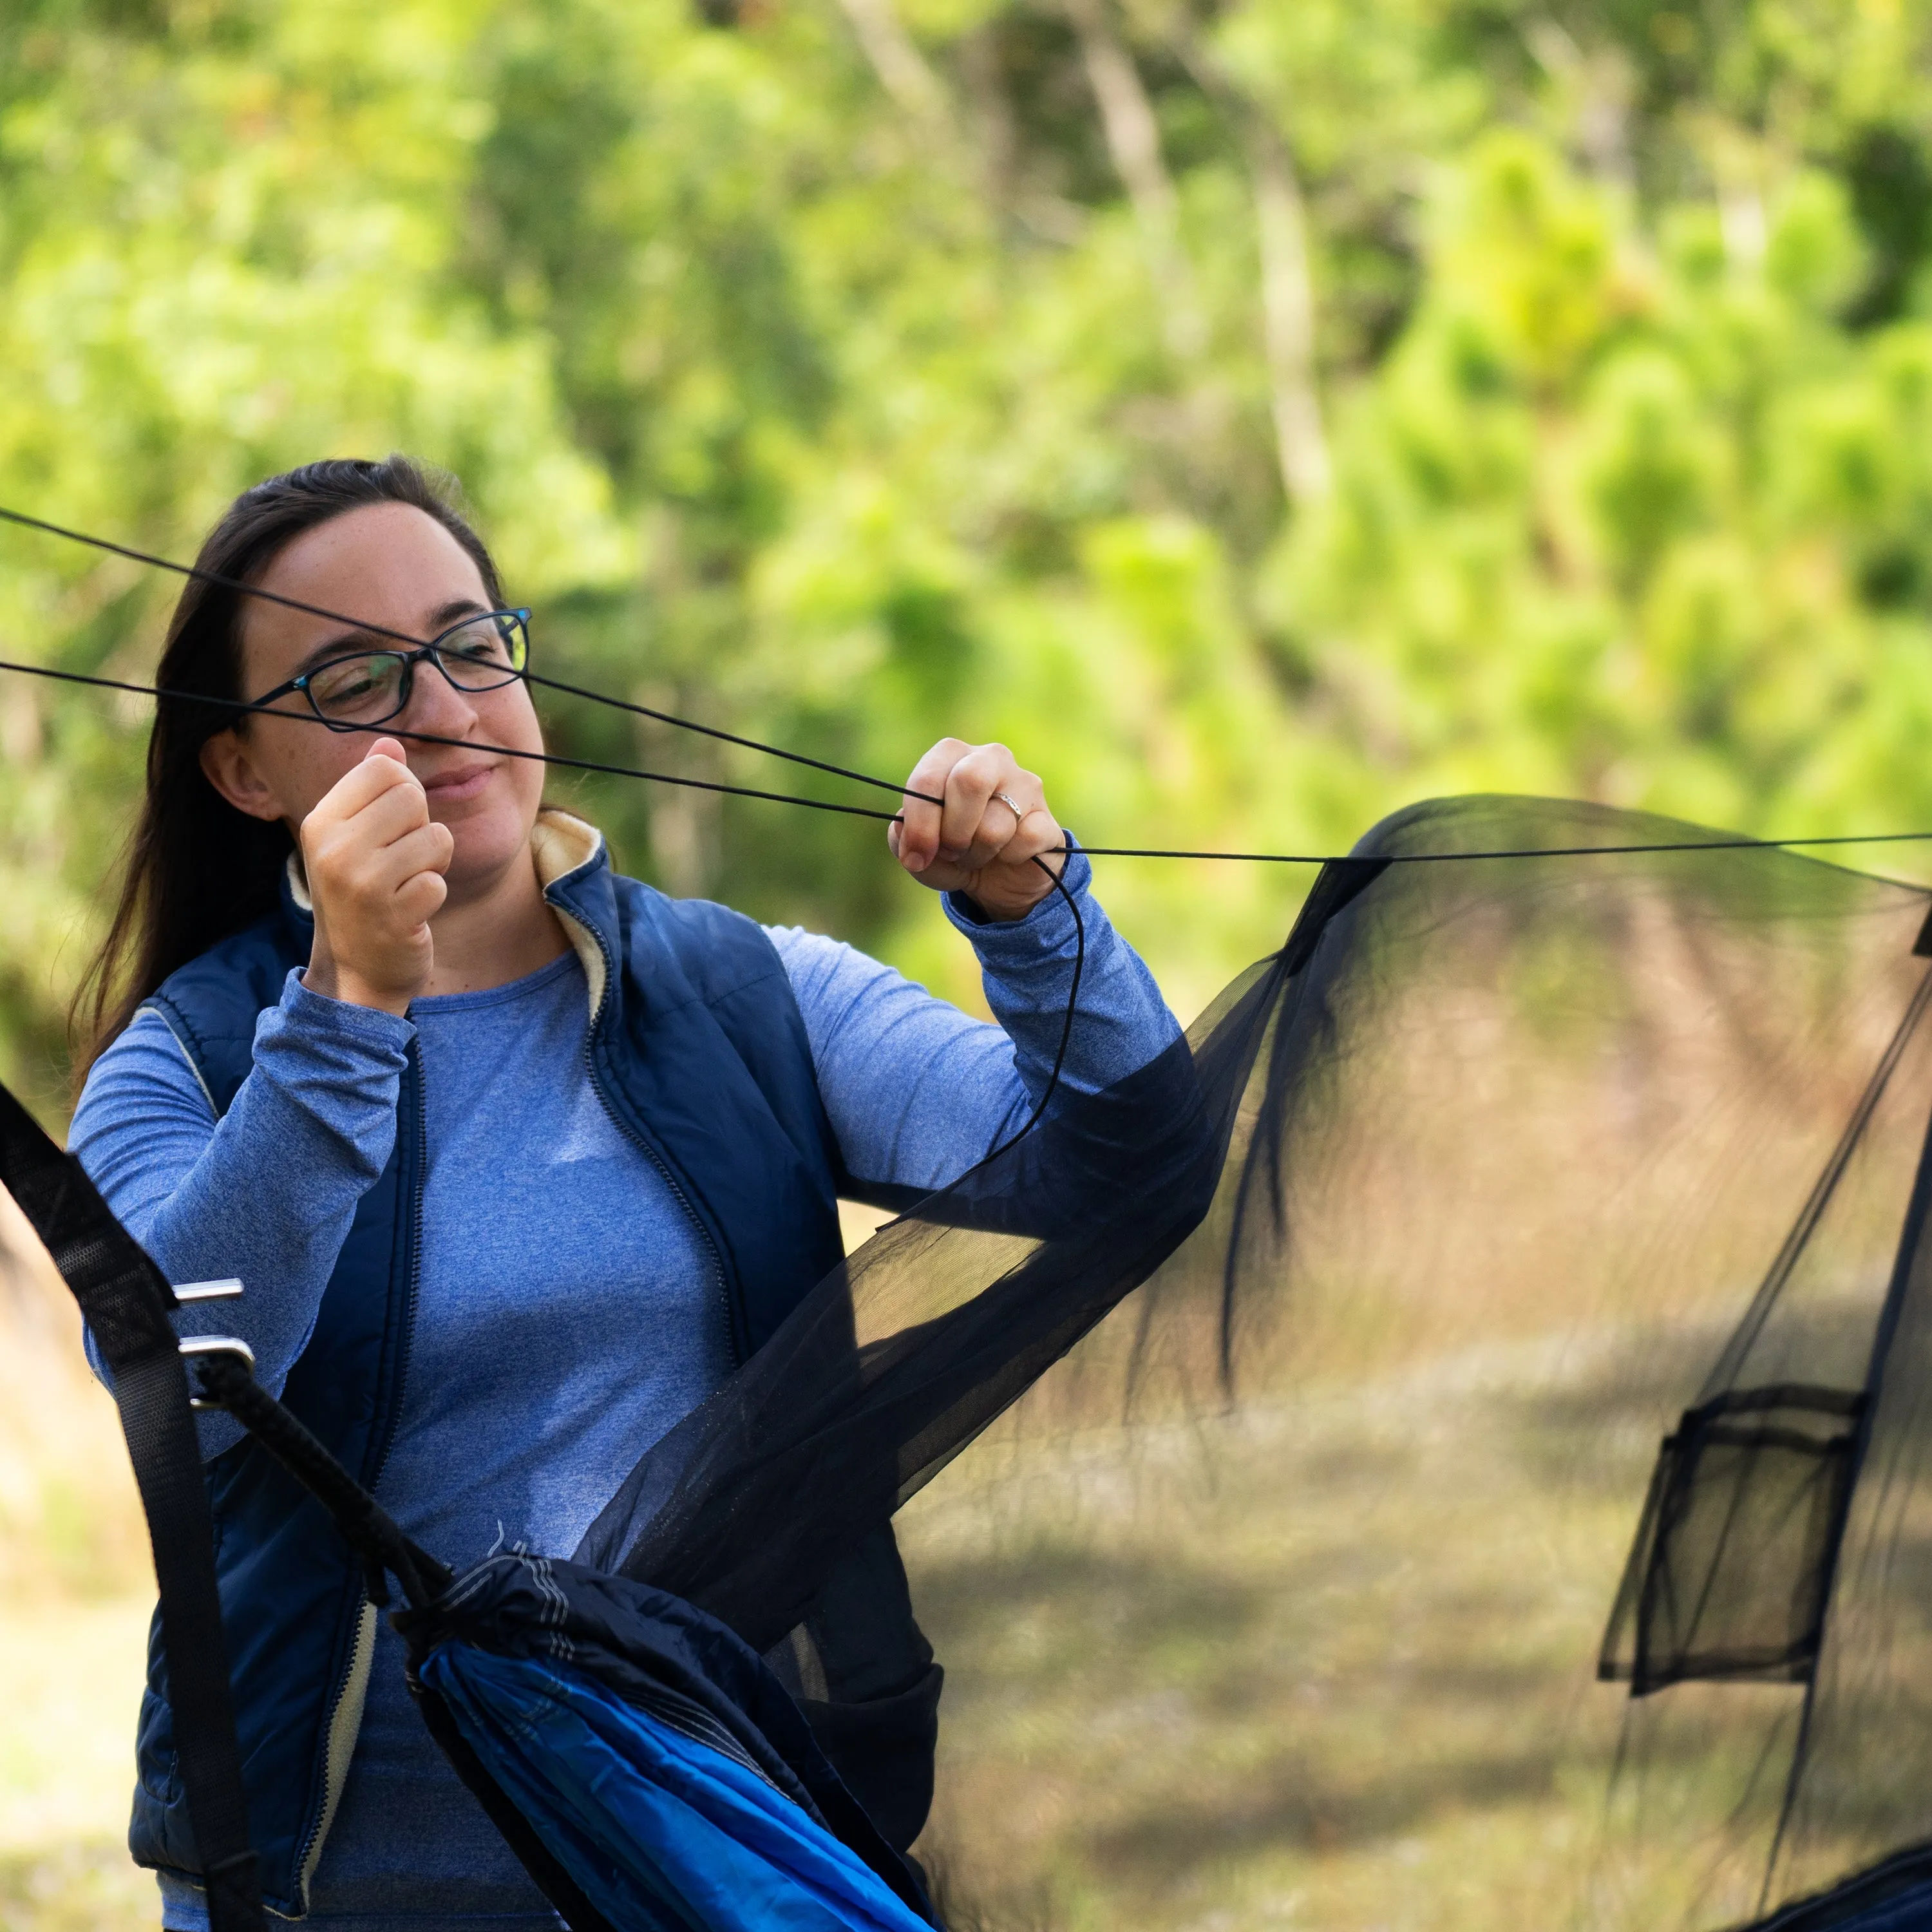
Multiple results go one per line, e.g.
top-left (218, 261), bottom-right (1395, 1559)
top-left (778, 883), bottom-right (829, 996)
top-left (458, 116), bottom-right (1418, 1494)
top-left (574, 795), bottom-right (1932, 1930)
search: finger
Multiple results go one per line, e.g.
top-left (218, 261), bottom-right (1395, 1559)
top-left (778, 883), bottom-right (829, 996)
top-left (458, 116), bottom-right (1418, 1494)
top-left (380, 820), bottom-right (456, 884)
top-left (938, 745), bottom-right (1003, 859)
top-left (303, 784), bottom-right (430, 893)
top-left (347, 735), bottom-right (418, 800)
top-left (345, 774), bottom-right (433, 849)
top-left (999, 808), bottom-right (1067, 877)
top-left (362, 737), bottom-right (427, 811)
top-left (316, 739), bottom-right (422, 822)
top-left (392, 868), bottom-right (448, 928)
top-left (897, 739), bottom-right (967, 874)
top-left (945, 746), bottom-right (1035, 866)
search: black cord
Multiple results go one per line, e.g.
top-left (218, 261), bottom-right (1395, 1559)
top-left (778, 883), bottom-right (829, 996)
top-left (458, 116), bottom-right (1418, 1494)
top-left (9, 501), bottom-right (1932, 867)
top-left (14, 498), bottom-right (1932, 1155)
top-left (520, 666), bottom-right (917, 803)
top-left (0, 655), bottom-right (907, 825)
top-left (981, 854), bottom-right (1086, 1160)
top-left (3, 650), bottom-right (1929, 870)
top-left (0, 645), bottom-right (1092, 1138)
top-left (1075, 832), bottom-right (1932, 862)
top-left (0, 502), bottom-right (943, 808)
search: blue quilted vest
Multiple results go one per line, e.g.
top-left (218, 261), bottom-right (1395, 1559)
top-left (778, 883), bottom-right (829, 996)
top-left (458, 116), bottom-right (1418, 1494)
top-left (126, 813), bottom-right (857, 1915)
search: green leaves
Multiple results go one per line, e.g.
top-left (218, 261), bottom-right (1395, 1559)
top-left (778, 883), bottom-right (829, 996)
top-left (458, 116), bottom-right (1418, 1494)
top-left (15, 0), bottom-right (1932, 1109)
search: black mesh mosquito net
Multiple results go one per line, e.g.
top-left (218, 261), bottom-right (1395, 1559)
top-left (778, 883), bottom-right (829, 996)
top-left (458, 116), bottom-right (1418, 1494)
top-left (569, 791), bottom-right (1932, 1931)
top-left (24, 788), bottom-right (1932, 1931)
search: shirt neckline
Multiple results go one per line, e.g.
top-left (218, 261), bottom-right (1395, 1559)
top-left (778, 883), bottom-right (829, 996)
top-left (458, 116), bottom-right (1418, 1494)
top-left (408, 949), bottom-right (582, 1017)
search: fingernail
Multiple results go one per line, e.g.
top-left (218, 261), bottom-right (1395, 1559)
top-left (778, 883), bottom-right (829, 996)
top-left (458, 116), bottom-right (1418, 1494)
top-left (905, 852), bottom-right (927, 872)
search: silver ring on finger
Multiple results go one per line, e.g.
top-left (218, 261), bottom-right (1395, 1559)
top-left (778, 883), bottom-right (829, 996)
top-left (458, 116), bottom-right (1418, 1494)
top-left (992, 790), bottom-right (1027, 827)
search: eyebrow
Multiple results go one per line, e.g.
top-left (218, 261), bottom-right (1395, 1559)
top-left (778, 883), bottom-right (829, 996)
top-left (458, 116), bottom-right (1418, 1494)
top-left (289, 599), bottom-right (490, 679)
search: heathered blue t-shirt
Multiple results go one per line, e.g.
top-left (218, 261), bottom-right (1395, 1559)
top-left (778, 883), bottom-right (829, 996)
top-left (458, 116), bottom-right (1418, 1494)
top-left (70, 845), bottom-right (1179, 1931)
top-left (309, 950), bottom-right (731, 1925)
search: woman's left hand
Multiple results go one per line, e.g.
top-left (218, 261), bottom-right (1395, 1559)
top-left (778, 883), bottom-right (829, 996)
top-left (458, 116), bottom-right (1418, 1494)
top-left (889, 739), bottom-right (1067, 922)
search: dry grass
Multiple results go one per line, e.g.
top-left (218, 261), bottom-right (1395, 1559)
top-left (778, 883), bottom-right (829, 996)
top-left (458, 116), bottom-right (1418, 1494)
top-left (879, 890), bottom-right (1931, 1929)
top-left (0, 1135), bottom-right (1886, 1932)
top-left (899, 1330), bottom-right (1826, 1932)
top-left (0, 1294), bottom-right (1780, 1932)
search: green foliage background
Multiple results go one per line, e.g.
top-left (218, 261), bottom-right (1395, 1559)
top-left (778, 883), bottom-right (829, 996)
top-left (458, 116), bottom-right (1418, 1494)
top-left (8, 0), bottom-right (1932, 1107)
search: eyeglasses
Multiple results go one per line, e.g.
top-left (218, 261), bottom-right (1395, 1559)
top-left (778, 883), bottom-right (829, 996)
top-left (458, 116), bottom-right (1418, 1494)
top-left (252, 609), bottom-right (532, 731)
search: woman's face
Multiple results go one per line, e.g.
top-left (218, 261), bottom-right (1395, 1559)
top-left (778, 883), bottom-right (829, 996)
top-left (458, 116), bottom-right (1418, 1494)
top-left (200, 502), bottom-right (547, 900)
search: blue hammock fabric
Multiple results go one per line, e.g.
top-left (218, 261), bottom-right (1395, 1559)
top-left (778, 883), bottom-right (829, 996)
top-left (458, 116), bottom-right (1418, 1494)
top-left (395, 1552), bottom-right (938, 1932)
top-left (1832, 1893), bottom-right (1932, 1932)
top-left (418, 1645), bottom-right (929, 1932)
top-left (1749, 1857), bottom-right (1932, 1932)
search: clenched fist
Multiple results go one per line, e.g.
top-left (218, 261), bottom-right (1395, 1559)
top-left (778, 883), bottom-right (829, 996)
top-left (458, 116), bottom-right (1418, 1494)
top-left (299, 739), bottom-right (455, 1014)
top-left (888, 739), bottom-right (1066, 922)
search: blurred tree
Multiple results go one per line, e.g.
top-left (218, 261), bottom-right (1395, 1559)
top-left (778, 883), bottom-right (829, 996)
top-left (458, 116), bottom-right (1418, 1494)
top-left (10, 0), bottom-right (1932, 1107)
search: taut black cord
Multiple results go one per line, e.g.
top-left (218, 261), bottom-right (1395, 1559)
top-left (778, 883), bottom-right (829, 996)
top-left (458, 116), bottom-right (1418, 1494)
top-left (0, 502), bottom-right (942, 809)
top-left (0, 647), bottom-right (1085, 1145)
top-left (12, 499), bottom-right (1932, 1156)
top-left (0, 655), bottom-right (906, 826)
top-left (1075, 832), bottom-right (1932, 862)
top-left (520, 666), bottom-right (918, 804)
top-left (15, 644), bottom-right (1932, 867)
top-left (10, 500), bottom-right (1932, 869)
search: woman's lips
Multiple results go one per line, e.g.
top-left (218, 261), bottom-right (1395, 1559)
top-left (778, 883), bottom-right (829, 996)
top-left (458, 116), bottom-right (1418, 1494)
top-left (421, 762), bottom-right (495, 804)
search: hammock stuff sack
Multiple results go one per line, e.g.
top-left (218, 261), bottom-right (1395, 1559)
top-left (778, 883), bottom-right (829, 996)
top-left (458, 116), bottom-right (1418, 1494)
top-left (18, 793), bottom-right (1932, 1930)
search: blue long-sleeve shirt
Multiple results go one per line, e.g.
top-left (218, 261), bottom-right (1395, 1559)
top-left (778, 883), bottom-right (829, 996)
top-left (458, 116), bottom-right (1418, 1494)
top-left (69, 849), bottom-right (1179, 1932)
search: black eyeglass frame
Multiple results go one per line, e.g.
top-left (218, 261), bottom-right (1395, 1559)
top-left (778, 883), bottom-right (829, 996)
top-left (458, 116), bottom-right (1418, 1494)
top-left (251, 607), bottom-right (533, 732)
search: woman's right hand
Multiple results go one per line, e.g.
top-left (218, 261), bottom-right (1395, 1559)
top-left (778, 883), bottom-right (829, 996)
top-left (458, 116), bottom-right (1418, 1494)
top-left (299, 739), bottom-right (455, 1014)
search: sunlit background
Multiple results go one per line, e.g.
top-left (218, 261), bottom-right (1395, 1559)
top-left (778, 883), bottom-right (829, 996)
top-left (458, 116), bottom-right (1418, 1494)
top-left (8, 0), bottom-right (1932, 1923)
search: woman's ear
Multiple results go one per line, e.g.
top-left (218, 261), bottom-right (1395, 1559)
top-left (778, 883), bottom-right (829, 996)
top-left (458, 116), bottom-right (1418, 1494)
top-left (199, 728), bottom-right (288, 823)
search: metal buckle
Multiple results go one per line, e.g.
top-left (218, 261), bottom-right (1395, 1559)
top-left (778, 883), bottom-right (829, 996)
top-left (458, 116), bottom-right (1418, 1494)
top-left (173, 1278), bottom-right (244, 1303)
top-left (179, 1335), bottom-right (256, 1410)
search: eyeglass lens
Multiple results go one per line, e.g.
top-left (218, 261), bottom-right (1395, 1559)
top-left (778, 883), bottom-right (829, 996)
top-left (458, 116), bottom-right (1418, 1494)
top-left (304, 613), bottom-right (527, 724)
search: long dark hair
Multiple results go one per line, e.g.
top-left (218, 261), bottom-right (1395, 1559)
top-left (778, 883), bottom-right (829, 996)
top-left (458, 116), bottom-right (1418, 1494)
top-left (73, 455), bottom-right (504, 1077)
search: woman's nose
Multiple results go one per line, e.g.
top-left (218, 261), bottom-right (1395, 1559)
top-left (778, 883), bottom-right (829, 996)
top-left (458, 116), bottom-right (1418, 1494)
top-left (401, 655), bottom-right (482, 738)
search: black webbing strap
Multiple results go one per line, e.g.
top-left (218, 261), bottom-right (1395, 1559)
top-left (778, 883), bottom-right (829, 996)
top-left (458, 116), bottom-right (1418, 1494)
top-left (190, 1351), bottom-right (451, 1610)
top-left (0, 1082), bottom-right (266, 1932)
top-left (176, 1357), bottom-right (614, 1932)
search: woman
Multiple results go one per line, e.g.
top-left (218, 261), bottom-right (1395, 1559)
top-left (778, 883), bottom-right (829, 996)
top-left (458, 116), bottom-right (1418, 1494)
top-left (70, 456), bottom-right (1182, 1931)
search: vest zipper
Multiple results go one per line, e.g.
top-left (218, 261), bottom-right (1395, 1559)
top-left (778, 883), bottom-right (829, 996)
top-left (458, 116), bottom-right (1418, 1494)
top-left (561, 904), bottom-right (739, 1369)
top-left (290, 1041), bottom-right (429, 1912)
top-left (291, 1599), bottom-right (377, 1913)
top-left (581, 1019), bottom-right (737, 1368)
